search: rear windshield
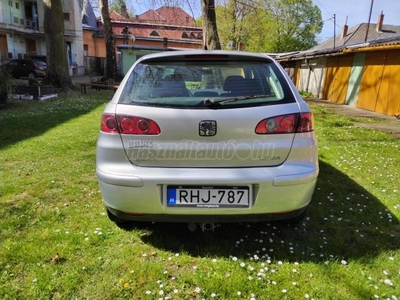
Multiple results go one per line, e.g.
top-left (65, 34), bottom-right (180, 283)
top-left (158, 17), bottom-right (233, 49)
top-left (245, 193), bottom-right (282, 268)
top-left (118, 59), bottom-right (295, 108)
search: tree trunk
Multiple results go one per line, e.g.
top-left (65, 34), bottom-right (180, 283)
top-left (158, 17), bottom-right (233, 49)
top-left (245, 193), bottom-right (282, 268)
top-left (99, 0), bottom-right (118, 82)
top-left (202, 0), bottom-right (221, 50)
top-left (43, 0), bottom-right (74, 90)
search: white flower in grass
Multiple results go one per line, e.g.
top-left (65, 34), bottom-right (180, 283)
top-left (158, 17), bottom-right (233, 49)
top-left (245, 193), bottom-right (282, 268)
top-left (173, 289), bottom-right (178, 293)
top-left (373, 295), bottom-right (378, 299)
top-left (159, 290), bottom-right (164, 295)
top-left (383, 270), bottom-right (389, 275)
top-left (145, 290), bottom-right (151, 295)
top-left (211, 293), bottom-right (216, 298)
top-left (212, 258), bottom-right (217, 263)
top-left (237, 291), bottom-right (241, 296)
top-left (305, 294), bottom-right (310, 299)
top-left (240, 262), bottom-right (246, 268)
top-left (383, 279), bottom-right (393, 286)
top-left (341, 260), bottom-right (347, 265)
top-left (195, 287), bottom-right (201, 293)
top-left (232, 256), bottom-right (238, 261)
top-left (282, 289), bottom-right (287, 293)
top-left (292, 282), bottom-right (297, 286)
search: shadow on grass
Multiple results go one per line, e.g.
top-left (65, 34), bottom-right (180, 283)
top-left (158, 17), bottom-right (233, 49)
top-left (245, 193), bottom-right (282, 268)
top-left (136, 160), bottom-right (399, 261)
top-left (0, 89), bottom-right (112, 149)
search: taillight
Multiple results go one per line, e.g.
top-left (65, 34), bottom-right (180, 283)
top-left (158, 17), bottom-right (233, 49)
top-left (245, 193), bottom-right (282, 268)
top-left (255, 113), bottom-right (314, 134)
top-left (101, 114), bottom-right (118, 133)
top-left (100, 114), bottom-right (160, 135)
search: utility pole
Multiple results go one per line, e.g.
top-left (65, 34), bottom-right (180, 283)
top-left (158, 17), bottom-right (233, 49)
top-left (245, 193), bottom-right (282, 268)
top-left (333, 14), bottom-right (336, 50)
top-left (365, 0), bottom-right (374, 42)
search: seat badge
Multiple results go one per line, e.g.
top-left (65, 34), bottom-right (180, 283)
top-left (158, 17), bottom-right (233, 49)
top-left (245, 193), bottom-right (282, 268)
top-left (199, 120), bottom-right (217, 136)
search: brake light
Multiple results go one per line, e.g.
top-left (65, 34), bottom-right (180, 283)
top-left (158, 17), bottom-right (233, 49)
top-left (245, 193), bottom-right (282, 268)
top-left (100, 114), bottom-right (161, 135)
top-left (255, 113), bottom-right (314, 134)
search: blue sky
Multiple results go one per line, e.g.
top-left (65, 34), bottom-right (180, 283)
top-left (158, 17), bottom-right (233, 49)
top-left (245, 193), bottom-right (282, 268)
top-left (312, 0), bottom-right (400, 41)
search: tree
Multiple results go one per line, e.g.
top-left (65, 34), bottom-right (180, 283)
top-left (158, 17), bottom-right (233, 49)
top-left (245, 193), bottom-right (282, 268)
top-left (202, 0), bottom-right (221, 49)
top-left (99, 0), bottom-right (119, 81)
top-left (43, 0), bottom-right (74, 90)
top-left (216, 0), bottom-right (322, 53)
top-left (216, 0), bottom-right (257, 50)
top-left (260, 0), bottom-right (322, 52)
top-left (109, 0), bottom-right (134, 16)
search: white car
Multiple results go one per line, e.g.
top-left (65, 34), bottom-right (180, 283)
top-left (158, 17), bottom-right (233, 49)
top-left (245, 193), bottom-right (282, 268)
top-left (96, 50), bottom-right (319, 226)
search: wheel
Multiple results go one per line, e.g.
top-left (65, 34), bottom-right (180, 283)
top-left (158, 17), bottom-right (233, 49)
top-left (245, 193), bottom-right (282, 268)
top-left (28, 72), bottom-right (36, 79)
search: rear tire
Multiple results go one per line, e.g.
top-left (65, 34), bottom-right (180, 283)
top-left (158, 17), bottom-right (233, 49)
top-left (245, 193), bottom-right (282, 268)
top-left (28, 72), bottom-right (36, 79)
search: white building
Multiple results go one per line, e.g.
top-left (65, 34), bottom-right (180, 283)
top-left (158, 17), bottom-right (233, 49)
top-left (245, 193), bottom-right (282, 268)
top-left (0, 0), bottom-right (85, 75)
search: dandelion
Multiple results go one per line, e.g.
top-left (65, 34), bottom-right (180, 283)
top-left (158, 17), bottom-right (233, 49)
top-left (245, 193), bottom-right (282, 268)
top-left (240, 262), bottom-right (246, 268)
top-left (232, 256), bottom-right (238, 261)
top-left (159, 290), bottom-right (164, 295)
top-left (124, 282), bottom-right (129, 288)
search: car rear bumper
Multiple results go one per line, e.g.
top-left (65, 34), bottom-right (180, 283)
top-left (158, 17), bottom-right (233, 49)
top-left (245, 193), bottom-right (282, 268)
top-left (97, 163), bottom-right (319, 222)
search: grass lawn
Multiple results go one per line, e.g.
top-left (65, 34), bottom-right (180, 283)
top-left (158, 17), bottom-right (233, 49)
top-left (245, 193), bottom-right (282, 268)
top-left (0, 92), bottom-right (399, 299)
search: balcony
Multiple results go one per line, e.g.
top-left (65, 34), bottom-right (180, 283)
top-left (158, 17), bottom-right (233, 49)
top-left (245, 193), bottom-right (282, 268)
top-left (0, 8), bottom-right (39, 31)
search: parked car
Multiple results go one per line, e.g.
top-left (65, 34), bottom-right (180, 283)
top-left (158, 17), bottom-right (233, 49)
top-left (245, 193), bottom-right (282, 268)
top-left (96, 50), bottom-right (319, 227)
top-left (5, 59), bottom-right (47, 79)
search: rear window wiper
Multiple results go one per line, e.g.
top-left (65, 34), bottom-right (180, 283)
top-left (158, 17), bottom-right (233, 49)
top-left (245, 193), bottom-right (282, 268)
top-left (203, 95), bottom-right (268, 106)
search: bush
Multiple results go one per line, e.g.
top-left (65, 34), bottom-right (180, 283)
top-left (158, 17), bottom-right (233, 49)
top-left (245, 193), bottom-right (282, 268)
top-left (299, 90), bottom-right (314, 98)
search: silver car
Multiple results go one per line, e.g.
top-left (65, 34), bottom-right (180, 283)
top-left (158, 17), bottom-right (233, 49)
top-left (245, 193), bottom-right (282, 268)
top-left (96, 50), bottom-right (319, 226)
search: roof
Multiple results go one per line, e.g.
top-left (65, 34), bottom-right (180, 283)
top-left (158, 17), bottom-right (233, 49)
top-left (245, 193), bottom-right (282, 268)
top-left (277, 22), bottom-right (400, 61)
top-left (312, 23), bottom-right (400, 51)
top-left (135, 6), bottom-right (196, 26)
top-left (81, 0), bottom-right (97, 29)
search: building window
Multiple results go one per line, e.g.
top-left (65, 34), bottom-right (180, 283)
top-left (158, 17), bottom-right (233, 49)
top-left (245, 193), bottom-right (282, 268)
top-left (150, 30), bottom-right (159, 37)
top-left (15, 2), bottom-right (19, 9)
top-left (63, 13), bottom-right (70, 21)
top-left (8, 1), bottom-right (12, 7)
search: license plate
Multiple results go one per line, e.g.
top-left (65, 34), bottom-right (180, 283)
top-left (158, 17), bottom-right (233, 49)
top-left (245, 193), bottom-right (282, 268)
top-left (166, 186), bottom-right (250, 208)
